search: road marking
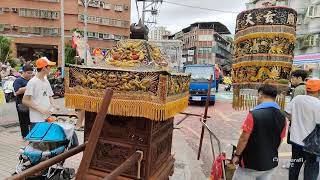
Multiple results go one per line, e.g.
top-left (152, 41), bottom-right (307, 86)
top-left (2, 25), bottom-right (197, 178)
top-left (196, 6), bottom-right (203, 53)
top-left (215, 110), bottom-right (234, 122)
top-left (182, 125), bottom-right (201, 138)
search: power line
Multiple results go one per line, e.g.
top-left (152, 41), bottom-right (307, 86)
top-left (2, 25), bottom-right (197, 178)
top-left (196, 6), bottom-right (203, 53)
top-left (162, 1), bottom-right (240, 14)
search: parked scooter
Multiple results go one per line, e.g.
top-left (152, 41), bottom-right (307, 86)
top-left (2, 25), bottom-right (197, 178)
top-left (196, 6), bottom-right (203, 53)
top-left (223, 76), bottom-right (232, 92)
top-left (3, 76), bottom-right (16, 103)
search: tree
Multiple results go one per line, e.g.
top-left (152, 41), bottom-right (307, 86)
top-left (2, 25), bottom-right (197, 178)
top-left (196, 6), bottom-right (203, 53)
top-left (0, 36), bottom-right (12, 63)
top-left (65, 41), bottom-right (76, 64)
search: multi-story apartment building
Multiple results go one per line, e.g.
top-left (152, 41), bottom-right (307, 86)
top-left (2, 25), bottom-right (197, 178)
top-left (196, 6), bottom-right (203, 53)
top-left (0, 0), bottom-right (130, 66)
top-left (246, 0), bottom-right (288, 9)
top-left (170, 22), bottom-right (233, 74)
top-left (290, 0), bottom-right (320, 77)
top-left (149, 26), bottom-right (170, 40)
top-left (149, 40), bottom-right (182, 71)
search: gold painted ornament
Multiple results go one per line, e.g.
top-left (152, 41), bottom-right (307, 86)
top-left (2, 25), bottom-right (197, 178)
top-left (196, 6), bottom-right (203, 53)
top-left (232, 6), bottom-right (297, 110)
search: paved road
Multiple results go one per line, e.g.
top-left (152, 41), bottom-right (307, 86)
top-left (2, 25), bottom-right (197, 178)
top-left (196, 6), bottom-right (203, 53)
top-left (0, 91), bottom-right (308, 179)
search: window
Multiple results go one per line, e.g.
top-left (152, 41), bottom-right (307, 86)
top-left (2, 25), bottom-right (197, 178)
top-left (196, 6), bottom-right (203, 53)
top-left (78, 14), bottom-right (129, 28)
top-left (32, 27), bottom-right (41, 34)
top-left (114, 35), bottom-right (122, 41)
top-left (19, 8), bottom-right (59, 19)
top-left (88, 32), bottom-right (98, 38)
top-left (307, 5), bottom-right (320, 17)
top-left (19, 26), bottom-right (29, 33)
top-left (100, 18), bottom-right (109, 25)
top-left (114, 5), bottom-right (124, 12)
top-left (102, 2), bottom-right (112, 9)
top-left (3, 8), bottom-right (10, 12)
top-left (11, 8), bottom-right (18, 13)
top-left (301, 34), bottom-right (319, 48)
top-left (0, 8), bottom-right (3, 14)
top-left (297, 14), bottom-right (304, 25)
top-left (103, 33), bottom-right (111, 39)
top-left (122, 21), bottom-right (129, 28)
top-left (88, 0), bottom-right (100, 8)
top-left (276, 0), bottom-right (287, 6)
top-left (99, 33), bottom-right (104, 39)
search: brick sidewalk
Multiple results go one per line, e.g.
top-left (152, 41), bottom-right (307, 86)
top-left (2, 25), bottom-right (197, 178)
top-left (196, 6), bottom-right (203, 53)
top-left (0, 126), bottom-right (83, 178)
top-left (0, 125), bottom-right (205, 179)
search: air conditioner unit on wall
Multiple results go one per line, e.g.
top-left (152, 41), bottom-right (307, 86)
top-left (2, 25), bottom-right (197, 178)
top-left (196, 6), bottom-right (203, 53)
top-left (11, 8), bottom-right (18, 13)
top-left (3, 8), bottom-right (10, 12)
top-left (102, 2), bottom-right (112, 10)
top-left (114, 5), bottom-right (124, 12)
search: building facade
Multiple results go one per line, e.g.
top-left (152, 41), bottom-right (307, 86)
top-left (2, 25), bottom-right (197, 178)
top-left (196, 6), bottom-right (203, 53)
top-left (246, 0), bottom-right (288, 9)
top-left (149, 40), bottom-right (182, 71)
top-left (289, 0), bottom-right (320, 77)
top-left (149, 26), bottom-right (170, 40)
top-left (170, 22), bottom-right (233, 74)
top-left (0, 0), bottom-right (131, 66)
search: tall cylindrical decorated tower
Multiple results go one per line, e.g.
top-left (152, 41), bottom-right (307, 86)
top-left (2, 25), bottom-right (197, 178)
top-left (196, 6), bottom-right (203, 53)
top-left (232, 6), bottom-right (297, 110)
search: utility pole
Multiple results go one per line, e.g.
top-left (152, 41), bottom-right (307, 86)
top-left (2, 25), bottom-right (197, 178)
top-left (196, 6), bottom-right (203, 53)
top-left (82, 0), bottom-right (92, 65)
top-left (137, 0), bottom-right (162, 26)
top-left (142, 1), bottom-right (146, 24)
top-left (60, 0), bottom-right (65, 76)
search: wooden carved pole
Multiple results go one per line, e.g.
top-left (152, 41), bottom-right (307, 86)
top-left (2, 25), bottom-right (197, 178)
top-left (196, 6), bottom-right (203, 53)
top-left (197, 75), bottom-right (213, 160)
top-left (76, 89), bottom-right (113, 179)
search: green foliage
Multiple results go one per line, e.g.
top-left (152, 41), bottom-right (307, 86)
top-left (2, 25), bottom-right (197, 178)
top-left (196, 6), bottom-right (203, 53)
top-left (65, 41), bottom-right (76, 64)
top-left (70, 28), bottom-right (84, 36)
top-left (0, 36), bottom-right (12, 63)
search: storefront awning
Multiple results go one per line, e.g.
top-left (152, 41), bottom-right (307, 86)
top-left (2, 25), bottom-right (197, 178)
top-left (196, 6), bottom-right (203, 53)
top-left (293, 53), bottom-right (320, 65)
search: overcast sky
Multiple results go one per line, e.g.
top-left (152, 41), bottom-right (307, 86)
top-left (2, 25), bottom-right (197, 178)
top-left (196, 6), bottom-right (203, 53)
top-left (131, 0), bottom-right (247, 35)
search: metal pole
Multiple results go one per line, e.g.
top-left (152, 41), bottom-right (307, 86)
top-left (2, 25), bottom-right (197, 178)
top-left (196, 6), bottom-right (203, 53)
top-left (60, 0), bottom-right (65, 76)
top-left (83, 0), bottom-right (90, 65)
top-left (142, 1), bottom-right (146, 24)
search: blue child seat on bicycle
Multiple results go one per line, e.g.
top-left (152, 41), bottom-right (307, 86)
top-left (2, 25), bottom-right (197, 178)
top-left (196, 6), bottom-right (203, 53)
top-left (25, 122), bottom-right (67, 142)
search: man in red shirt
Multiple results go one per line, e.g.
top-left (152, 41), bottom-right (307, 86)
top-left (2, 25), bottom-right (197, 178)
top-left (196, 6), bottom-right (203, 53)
top-left (232, 85), bottom-right (287, 180)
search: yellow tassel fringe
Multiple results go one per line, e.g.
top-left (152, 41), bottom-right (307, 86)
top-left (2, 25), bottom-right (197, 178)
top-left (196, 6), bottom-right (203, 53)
top-left (232, 61), bottom-right (292, 69)
top-left (232, 94), bottom-right (286, 111)
top-left (64, 93), bottom-right (189, 121)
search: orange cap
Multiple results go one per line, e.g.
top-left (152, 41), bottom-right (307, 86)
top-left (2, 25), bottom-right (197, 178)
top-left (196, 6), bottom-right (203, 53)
top-left (306, 79), bottom-right (320, 92)
top-left (35, 57), bottom-right (56, 69)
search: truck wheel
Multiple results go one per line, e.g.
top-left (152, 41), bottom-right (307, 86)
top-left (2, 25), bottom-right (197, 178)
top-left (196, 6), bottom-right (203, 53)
top-left (209, 101), bottom-right (215, 106)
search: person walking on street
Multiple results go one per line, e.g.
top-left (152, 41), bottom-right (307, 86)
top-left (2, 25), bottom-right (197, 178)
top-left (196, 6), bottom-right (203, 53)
top-left (281, 69), bottom-right (309, 169)
top-left (290, 70), bottom-right (308, 99)
top-left (22, 57), bottom-right (58, 130)
top-left (285, 79), bottom-right (320, 180)
top-left (13, 65), bottom-right (33, 139)
top-left (232, 85), bottom-right (287, 180)
top-left (1, 64), bottom-right (10, 88)
top-left (215, 65), bottom-right (221, 93)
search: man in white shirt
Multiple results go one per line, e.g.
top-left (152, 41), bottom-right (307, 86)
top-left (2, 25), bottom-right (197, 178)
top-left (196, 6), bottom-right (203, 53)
top-left (285, 79), bottom-right (320, 180)
top-left (23, 57), bottom-right (58, 129)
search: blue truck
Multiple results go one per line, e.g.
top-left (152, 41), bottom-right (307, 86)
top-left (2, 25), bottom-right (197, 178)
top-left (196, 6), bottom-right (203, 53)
top-left (184, 64), bottom-right (216, 105)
